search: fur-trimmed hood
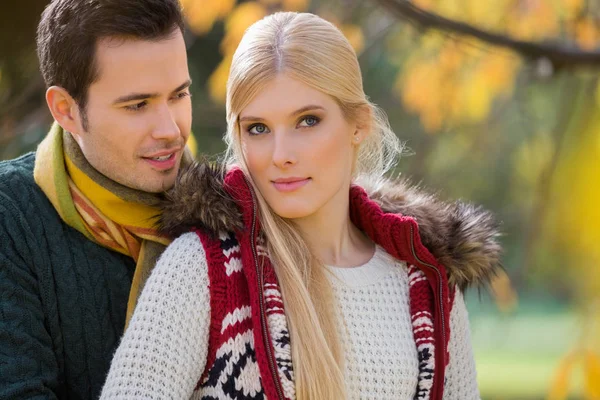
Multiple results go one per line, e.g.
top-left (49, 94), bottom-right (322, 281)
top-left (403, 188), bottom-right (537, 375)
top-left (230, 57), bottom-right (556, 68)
top-left (158, 161), bottom-right (502, 290)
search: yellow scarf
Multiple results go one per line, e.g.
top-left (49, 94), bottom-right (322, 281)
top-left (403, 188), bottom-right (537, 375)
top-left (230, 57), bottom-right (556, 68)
top-left (34, 122), bottom-right (194, 329)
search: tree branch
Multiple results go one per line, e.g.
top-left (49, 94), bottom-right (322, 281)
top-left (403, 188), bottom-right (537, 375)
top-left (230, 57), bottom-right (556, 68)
top-left (374, 0), bottom-right (600, 69)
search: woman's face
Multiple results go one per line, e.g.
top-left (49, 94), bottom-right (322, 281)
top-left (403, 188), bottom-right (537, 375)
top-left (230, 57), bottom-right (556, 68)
top-left (239, 74), bottom-right (362, 220)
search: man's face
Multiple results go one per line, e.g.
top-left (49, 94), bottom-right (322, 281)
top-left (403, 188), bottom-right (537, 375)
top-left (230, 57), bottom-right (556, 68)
top-left (72, 30), bottom-right (192, 193)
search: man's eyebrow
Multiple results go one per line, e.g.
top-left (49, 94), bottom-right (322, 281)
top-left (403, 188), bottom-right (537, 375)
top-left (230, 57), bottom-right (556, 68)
top-left (239, 105), bottom-right (324, 122)
top-left (172, 79), bottom-right (192, 94)
top-left (112, 79), bottom-right (192, 105)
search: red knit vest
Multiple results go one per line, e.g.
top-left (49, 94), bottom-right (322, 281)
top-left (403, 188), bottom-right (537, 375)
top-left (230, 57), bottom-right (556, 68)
top-left (191, 169), bottom-right (454, 400)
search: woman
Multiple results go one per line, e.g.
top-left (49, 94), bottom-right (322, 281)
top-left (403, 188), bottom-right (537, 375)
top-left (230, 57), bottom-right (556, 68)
top-left (101, 12), bottom-right (501, 400)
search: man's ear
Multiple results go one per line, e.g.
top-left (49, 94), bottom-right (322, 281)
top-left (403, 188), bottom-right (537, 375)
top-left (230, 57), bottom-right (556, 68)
top-left (45, 86), bottom-right (85, 138)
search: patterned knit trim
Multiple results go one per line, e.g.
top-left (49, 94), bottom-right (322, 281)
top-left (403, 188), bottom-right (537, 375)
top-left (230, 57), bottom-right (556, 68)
top-left (263, 282), bottom-right (295, 399)
top-left (195, 231), bottom-right (265, 399)
top-left (408, 265), bottom-right (436, 400)
top-left (195, 230), bottom-right (295, 399)
top-left (200, 330), bottom-right (265, 399)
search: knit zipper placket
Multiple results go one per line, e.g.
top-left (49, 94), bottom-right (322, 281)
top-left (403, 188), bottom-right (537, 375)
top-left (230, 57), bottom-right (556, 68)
top-left (408, 224), bottom-right (446, 397)
top-left (243, 176), bottom-right (286, 400)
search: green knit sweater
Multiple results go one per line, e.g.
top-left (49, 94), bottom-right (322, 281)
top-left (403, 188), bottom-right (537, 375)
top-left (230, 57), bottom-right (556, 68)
top-left (0, 153), bottom-right (135, 399)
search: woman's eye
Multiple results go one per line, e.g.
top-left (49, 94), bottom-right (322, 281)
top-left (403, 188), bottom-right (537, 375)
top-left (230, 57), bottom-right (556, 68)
top-left (248, 123), bottom-right (270, 135)
top-left (298, 115), bottom-right (320, 127)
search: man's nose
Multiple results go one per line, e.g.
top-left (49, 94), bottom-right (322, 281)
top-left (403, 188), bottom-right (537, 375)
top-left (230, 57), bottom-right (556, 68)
top-left (152, 103), bottom-right (181, 141)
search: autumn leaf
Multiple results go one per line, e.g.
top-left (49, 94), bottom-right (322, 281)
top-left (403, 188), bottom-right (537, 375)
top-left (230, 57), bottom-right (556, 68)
top-left (547, 352), bottom-right (578, 400)
top-left (575, 18), bottom-right (600, 51)
top-left (282, 0), bottom-right (309, 11)
top-left (220, 2), bottom-right (267, 55)
top-left (584, 351), bottom-right (600, 399)
top-left (208, 55), bottom-right (233, 104)
top-left (489, 269), bottom-right (518, 314)
top-left (340, 24), bottom-right (365, 54)
top-left (183, 0), bottom-right (236, 35)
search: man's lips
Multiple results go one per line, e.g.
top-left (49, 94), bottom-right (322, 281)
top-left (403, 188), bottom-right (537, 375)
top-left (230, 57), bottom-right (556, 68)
top-left (271, 177), bottom-right (311, 192)
top-left (143, 147), bottom-right (182, 159)
top-left (142, 148), bottom-right (182, 170)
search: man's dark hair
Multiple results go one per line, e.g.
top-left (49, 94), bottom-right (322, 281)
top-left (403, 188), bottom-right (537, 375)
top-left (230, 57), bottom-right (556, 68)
top-left (36, 0), bottom-right (185, 129)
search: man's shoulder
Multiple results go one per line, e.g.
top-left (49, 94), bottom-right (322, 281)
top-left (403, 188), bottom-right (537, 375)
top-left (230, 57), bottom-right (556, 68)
top-left (0, 152), bottom-right (57, 222)
top-left (0, 152), bottom-right (36, 192)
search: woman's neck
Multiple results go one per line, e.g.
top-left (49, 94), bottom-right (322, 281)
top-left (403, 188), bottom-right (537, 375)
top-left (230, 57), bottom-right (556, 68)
top-left (293, 190), bottom-right (374, 268)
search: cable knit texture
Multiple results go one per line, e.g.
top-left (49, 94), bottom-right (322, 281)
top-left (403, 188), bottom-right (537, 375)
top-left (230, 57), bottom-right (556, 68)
top-left (101, 238), bottom-right (480, 399)
top-left (0, 153), bottom-right (136, 399)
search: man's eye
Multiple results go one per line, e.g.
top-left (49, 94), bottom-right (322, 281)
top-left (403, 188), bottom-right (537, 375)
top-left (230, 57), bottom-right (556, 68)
top-left (125, 101), bottom-right (147, 112)
top-left (175, 91), bottom-right (191, 99)
top-left (248, 123), bottom-right (270, 135)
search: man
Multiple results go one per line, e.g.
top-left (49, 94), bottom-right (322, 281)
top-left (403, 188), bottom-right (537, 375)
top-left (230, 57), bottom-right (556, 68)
top-left (0, 0), bottom-right (193, 397)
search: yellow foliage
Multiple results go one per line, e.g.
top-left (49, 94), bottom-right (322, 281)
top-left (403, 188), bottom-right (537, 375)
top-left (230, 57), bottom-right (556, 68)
top-left (208, 55), bottom-right (233, 104)
top-left (479, 54), bottom-right (518, 96)
top-left (436, 0), bottom-right (462, 20)
top-left (340, 24), bottom-right (365, 54)
top-left (544, 90), bottom-right (600, 399)
top-left (206, 2), bottom-right (267, 104)
top-left (399, 38), bottom-right (519, 132)
top-left (547, 352), bottom-right (577, 400)
top-left (513, 133), bottom-right (554, 187)
top-left (550, 104), bottom-right (600, 281)
top-left (220, 2), bottom-right (267, 55)
top-left (556, 0), bottom-right (585, 19)
top-left (186, 131), bottom-right (198, 157)
top-left (489, 269), bottom-right (518, 313)
top-left (197, 0), bottom-right (313, 104)
top-left (547, 348), bottom-right (600, 399)
top-left (461, 71), bottom-right (492, 123)
top-left (398, 59), bottom-right (446, 132)
top-left (576, 18), bottom-right (600, 51)
top-left (508, 0), bottom-right (560, 40)
top-left (282, 0), bottom-right (309, 11)
top-left (182, 0), bottom-right (236, 35)
top-left (585, 351), bottom-right (600, 398)
top-left (258, 0), bottom-right (281, 5)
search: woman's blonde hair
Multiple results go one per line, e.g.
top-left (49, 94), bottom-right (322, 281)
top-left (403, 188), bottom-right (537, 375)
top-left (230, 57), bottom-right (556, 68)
top-left (224, 12), bottom-right (403, 399)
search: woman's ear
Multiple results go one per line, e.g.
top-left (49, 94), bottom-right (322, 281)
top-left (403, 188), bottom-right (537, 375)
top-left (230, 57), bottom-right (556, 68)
top-left (351, 105), bottom-right (372, 145)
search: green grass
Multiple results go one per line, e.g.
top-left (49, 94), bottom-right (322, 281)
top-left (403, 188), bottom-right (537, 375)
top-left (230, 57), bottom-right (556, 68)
top-left (476, 351), bottom-right (584, 400)
top-left (466, 299), bottom-right (585, 400)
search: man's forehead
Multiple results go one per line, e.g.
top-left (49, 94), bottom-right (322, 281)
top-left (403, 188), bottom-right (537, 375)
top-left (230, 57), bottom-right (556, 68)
top-left (94, 32), bottom-right (185, 63)
top-left (91, 32), bottom-right (189, 94)
top-left (97, 29), bottom-right (181, 50)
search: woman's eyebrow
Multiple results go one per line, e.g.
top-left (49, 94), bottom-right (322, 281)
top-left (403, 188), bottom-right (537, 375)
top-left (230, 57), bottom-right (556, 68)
top-left (239, 105), bottom-right (324, 122)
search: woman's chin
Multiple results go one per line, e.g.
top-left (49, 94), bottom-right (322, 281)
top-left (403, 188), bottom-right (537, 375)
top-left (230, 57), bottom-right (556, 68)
top-left (270, 201), bottom-right (317, 220)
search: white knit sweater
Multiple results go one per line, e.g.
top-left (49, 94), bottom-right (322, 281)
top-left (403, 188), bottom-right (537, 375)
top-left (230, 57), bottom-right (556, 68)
top-left (100, 233), bottom-right (480, 399)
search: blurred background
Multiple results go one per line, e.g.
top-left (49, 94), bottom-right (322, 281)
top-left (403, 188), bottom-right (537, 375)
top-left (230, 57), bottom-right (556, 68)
top-left (1, 0), bottom-right (599, 398)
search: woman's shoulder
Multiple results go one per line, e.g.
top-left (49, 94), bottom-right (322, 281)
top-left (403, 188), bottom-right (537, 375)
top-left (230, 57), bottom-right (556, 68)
top-left (155, 231), bottom-right (209, 275)
top-left (355, 175), bottom-right (503, 292)
top-left (157, 161), bottom-right (244, 239)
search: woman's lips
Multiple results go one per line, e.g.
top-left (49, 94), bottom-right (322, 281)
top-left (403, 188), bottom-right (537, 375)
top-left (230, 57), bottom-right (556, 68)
top-left (272, 178), bottom-right (311, 192)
